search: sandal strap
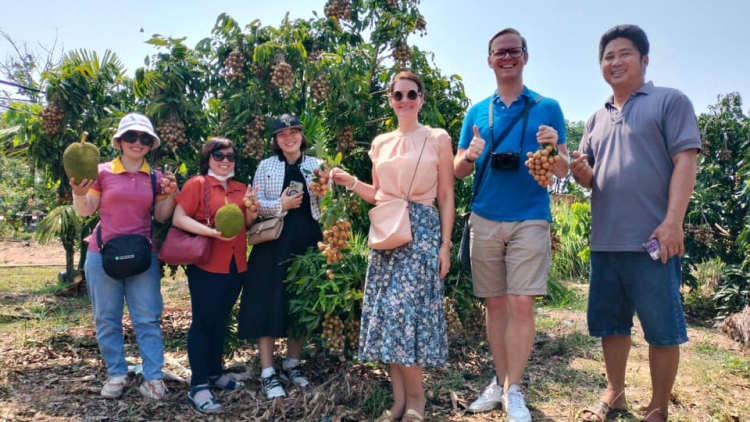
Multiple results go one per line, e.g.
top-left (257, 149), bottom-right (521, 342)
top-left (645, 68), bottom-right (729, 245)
top-left (403, 409), bottom-right (424, 422)
top-left (577, 401), bottom-right (613, 421)
top-left (187, 392), bottom-right (222, 413)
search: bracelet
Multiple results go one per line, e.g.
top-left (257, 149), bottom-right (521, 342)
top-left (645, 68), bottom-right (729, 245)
top-left (346, 177), bottom-right (359, 191)
top-left (441, 240), bottom-right (452, 247)
top-left (463, 154), bottom-right (475, 164)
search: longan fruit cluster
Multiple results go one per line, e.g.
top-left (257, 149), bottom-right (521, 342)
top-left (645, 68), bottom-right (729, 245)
top-left (310, 75), bottom-right (330, 103)
top-left (718, 149), bottom-right (732, 162)
top-left (463, 302), bottom-right (486, 337)
top-left (223, 48), bottom-right (245, 82)
top-left (41, 104), bottom-right (64, 135)
top-left (336, 126), bottom-right (356, 152)
top-left (444, 297), bottom-right (463, 340)
top-left (157, 116), bottom-right (187, 151)
top-left (345, 319), bottom-right (360, 348)
top-left (391, 41), bottom-right (412, 63)
top-left (271, 61), bottom-right (294, 96)
top-left (321, 314), bottom-right (345, 352)
top-left (242, 115), bottom-right (266, 160)
top-left (414, 16), bottom-right (426, 32)
top-left (525, 144), bottom-right (561, 188)
top-left (309, 168), bottom-right (330, 196)
top-left (243, 197), bottom-right (257, 213)
top-left (685, 224), bottom-right (715, 246)
top-left (345, 194), bottom-right (360, 216)
top-left (318, 219), bottom-right (352, 265)
top-left (325, 0), bottom-right (353, 22)
top-left (386, 0), bottom-right (398, 10)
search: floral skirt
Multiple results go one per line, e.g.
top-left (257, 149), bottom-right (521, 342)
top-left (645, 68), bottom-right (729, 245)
top-left (358, 202), bottom-right (447, 367)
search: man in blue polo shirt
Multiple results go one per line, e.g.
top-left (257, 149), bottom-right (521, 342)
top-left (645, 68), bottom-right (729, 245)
top-left (571, 25), bottom-right (700, 422)
top-left (454, 28), bottom-right (569, 421)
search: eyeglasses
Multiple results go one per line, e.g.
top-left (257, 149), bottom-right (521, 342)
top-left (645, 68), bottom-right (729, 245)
top-left (211, 152), bottom-right (237, 162)
top-left (392, 90), bottom-right (420, 101)
top-left (489, 47), bottom-right (525, 59)
top-left (120, 131), bottom-right (154, 147)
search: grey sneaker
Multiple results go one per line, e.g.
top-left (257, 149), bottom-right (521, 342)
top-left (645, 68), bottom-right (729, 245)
top-left (261, 373), bottom-right (287, 399)
top-left (138, 379), bottom-right (168, 400)
top-left (501, 384), bottom-right (531, 422)
top-left (279, 365), bottom-right (310, 388)
top-left (467, 375), bottom-right (504, 413)
top-left (101, 375), bottom-right (127, 399)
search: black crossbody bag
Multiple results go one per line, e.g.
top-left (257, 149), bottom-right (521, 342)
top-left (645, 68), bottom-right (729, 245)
top-left (458, 96), bottom-right (542, 270)
top-left (96, 169), bottom-right (157, 279)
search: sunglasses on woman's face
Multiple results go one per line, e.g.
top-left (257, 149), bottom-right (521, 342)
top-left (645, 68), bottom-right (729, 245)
top-left (120, 131), bottom-right (154, 147)
top-left (392, 90), bottom-right (420, 101)
top-left (211, 152), bottom-right (237, 162)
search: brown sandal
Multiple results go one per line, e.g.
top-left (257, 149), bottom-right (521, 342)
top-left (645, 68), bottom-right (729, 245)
top-left (402, 409), bottom-right (424, 422)
top-left (374, 409), bottom-right (397, 422)
top-left (577, 401), bottom-right (625, 421)
top-left (641, 408), bottom-right (668, 422)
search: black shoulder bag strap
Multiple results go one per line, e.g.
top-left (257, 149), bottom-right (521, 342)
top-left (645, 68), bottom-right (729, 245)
top-left (97, 168), bottom-right (158, 250)
top-left (469, 95), bottom-right (542, 205)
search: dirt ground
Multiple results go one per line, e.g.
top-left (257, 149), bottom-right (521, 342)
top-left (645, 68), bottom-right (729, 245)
top-left (0, 240), bottom-right (749, 421)
top-left (0, 240), bottom-right (69, 266)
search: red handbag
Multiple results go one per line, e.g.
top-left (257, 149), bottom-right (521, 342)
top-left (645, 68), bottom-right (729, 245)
top-left (158, 177), bottom-right (212, 266)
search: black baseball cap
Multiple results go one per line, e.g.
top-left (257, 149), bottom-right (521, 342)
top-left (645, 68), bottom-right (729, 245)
top-left (271, 113), bottom-right (303, 135)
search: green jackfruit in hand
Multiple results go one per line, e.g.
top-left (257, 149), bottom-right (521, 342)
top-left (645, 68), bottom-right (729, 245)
top-left (215, 202), bottom-right (244, 238)
top-left (63, 132), bottom-right (100, 182)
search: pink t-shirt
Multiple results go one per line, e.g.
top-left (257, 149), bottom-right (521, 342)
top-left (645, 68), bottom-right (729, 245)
top-left (86, 157), bottom-right (166, 251)
top-left (368, 126), bottom-right (450, 206)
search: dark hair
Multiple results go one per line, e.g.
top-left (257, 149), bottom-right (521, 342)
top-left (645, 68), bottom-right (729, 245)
top-left (271, 129), bottom-right (308, 156)
top-left (389, 71), bottom-right (424, 95)
top-left (199, 137), bottom-right (237, 175)
top-left (599, 25), bottom-right (649, 61)
top-left (488, 28), bottom-right (527, 54)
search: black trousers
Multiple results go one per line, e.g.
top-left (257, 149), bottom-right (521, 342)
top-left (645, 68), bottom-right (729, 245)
top-left (186, 259), bottom-right (243, 387)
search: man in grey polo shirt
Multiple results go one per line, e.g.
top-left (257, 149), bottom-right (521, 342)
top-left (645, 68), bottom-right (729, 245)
top-left (570, 25), bottom-right (700, 422)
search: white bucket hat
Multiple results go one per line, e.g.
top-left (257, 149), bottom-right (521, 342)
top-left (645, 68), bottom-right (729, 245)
top-left (112, 113), bottom-right (161, 149)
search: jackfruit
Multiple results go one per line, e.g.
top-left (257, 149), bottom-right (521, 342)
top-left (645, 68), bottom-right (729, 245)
top-left (63, 132), bottom-right (100, 182)
top-left (215, 202), bottom-right (244, 238)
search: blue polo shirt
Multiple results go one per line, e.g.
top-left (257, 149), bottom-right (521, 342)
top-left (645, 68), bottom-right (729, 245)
top-left (458, 87), bottom-right (566, 222)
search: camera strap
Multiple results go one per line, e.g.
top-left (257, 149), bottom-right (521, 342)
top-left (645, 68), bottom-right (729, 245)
top-left (472, 95), bottom-right (542, 199)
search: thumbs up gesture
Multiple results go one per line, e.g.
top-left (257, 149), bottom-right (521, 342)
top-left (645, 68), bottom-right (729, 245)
top-left (465, 125), bottom-right (486, 162)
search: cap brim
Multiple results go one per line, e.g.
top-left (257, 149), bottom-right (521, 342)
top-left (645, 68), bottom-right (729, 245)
top-left (272, 125), bottom-right (303, 135)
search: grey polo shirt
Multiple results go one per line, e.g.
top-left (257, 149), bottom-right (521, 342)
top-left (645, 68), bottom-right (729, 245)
top-left (579, 81), bottom-right (701, 252)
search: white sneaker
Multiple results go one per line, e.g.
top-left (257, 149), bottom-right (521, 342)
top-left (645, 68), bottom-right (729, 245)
top-left (467, 375), bottom-right (504, 413)
top-left (261, 373), bottom-right (287, 399)
top-left (279, 365), bottom-right (310, 388)
top-left (138, 379), bottom-right (168, 400)
top-left (101, 375), bottom-right (127, 399)
top-left (501, 384), bottom-right (532, 422)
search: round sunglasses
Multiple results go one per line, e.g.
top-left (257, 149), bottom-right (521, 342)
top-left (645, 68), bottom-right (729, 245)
top-left (211, 151), bottom-right (237, 162)
top-left (120, 131), bottom-right (155, 147)
top-left (392, 90), bottom-right (420, 101)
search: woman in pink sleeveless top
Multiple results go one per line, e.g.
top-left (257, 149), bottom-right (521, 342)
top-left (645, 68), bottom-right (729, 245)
top-left (331, 71), bottom-right (455, 422)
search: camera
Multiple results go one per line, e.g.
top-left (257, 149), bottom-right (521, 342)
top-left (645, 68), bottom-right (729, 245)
top-left (491, 152), bottom-right (520, 171)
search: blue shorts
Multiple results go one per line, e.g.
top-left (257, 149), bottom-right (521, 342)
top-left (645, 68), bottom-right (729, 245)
top-left (587, 252), bottom-right (688, 346)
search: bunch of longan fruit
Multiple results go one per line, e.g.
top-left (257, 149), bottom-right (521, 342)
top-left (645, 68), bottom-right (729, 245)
top-left (345, 319), bottom-right (360, 349)
top-left (525, 144), bottom-right (561, 188)
top-left (444, 297), bottom-right (463, 340)
top-left (321, 314), bottom-right (345, 352)
top-left (309, 168), bottom-right (331, 196)
top-left (317, 219), bottom-right (352, 265)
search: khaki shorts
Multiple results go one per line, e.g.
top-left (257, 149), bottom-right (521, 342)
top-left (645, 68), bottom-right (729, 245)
top-left (469, 213), bottom-right (550, 297)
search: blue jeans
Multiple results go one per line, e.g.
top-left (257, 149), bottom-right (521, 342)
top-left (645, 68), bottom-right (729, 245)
top-left (85, 251), bottom-right (164, 380)
top-left (587, 252), bottom-right (688, 346)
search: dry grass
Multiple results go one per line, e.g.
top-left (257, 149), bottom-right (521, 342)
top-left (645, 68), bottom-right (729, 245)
top-left (0, 274), bottom-right (748, 421)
